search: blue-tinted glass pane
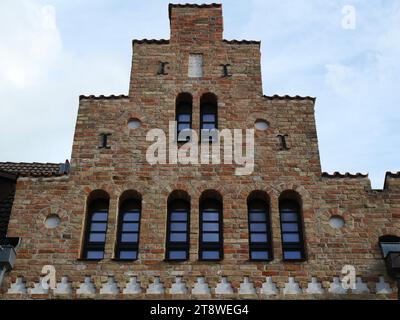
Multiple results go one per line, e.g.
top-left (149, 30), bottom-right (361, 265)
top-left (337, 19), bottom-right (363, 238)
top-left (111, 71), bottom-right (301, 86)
top-left (86, 251), bottom-right (104, 260)
top-left (250, 233), bottom-right (268, 243)
top-left (202, 212), bottom-right (219, 221)
top-left (121, 233), bottom-right (138, 243)
top-left (284, 251), bottom-right (302, 260)
top-left (178, 123), bottom-right (191, 131)
top-left (122, 223), bottom-right (139, 232)
top-left (202, 233), bottom-right (219, 242)
top-left (203, 223), bottom-right (219, 232)
top-left (169, 251), bottom-right (187, 260)
top-left (170, 233), bottom-right (187, 242)
top-left (90, 222), bottom-right (107, 232)
top-left (250, 223), bottom-right (267, 232)
top-left (178, 114), bottom-right (191, 122)
top-left (119, 251), bottom-right (137, 260)
top-left (170, 212), bottom-right (187, 221)
top-left (92, 212), bottom-right (108, 221)
top-left (202, 123), bottom-right (216, 130)
top-left (282, 223), bottom-right (298, 232)
top-left (89, 233), bottom-right (106, 243)
top-left (203, 114), bottom-right (216, 122)
top-left (170, 223), bottom-right (187, 232)
top-left (249, 212), bottom-right (266, 222)
top-left (251, 251), bottom-right (269, 260)
top-left (281, 211), bottom-right (298, 222)
top-left (123, 212), bottom-right (140, 222)
top-left (202, 251), bottom-right (220, 260)
top-left (282, 233), bottom-right (300, 243)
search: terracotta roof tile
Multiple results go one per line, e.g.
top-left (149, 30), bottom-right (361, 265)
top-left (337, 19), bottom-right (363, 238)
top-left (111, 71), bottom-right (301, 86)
top-left (0, 161), bottom-right (69, 177)
top-left (223, 39), bottom-right (261, 45)
top-left (132, 39), bottom-right (169, 45)
top-left (386, 172), bottom-right (400, 179)
top-left (322, 172), bottom-right (368, 179)
top-left (264, 95), bottom-right (316, 102)
top-left (79, 95), bottom-right (129, 101)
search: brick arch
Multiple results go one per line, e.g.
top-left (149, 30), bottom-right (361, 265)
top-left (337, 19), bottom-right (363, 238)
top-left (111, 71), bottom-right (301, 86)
top-left (232, 183), bottom-right (279, 201)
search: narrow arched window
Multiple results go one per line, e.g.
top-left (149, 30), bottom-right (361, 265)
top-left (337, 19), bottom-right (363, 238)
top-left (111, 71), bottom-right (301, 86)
top-left (248, 193), bottom-right (272, 261)
top-left (200, 93), bottom-right (218, 142)
top-left (279, 194), bottom-right (305, 261)
top-left (166, 193), bottom-right (190, 261)
top-left (176, 93), bottom-right (193, 142)
top-left (83, 191), bottom-right (110, 260)
top-left (199, 191), bottom-right (223, 261)
top-left (115, 192), bottom-right (142, 261)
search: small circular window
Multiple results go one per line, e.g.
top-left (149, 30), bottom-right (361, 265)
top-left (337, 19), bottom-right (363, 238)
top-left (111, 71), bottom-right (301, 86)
top-left (329, 216), bottom-right (345, 229)
top-left (45, 214), bottom-right (61, 229)
top-left (128, 118), bottom-right (141, 129)
top-left (254, 119), bottom-right (269, 131)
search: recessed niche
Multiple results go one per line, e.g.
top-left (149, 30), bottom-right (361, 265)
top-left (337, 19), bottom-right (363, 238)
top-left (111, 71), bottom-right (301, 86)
top-left (254, 119), bottom-right (269, 131)
top-left (45, 214), bottom-right (61, 229)
top-left (128, 118), bottom-right (141, 129)
top-left (329, 216), bottom-right (345, 229)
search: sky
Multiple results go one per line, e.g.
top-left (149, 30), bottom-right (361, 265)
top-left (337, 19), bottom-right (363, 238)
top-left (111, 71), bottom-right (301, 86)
top-left (0, 0), bottom-right (399, 189)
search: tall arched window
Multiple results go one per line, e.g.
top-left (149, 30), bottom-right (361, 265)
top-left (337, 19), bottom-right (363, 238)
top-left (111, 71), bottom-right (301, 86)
top-left (166, 191), bottom-right (191, 261)
top-left (279, 191), bottom-right (305, 261)
top-left (200, 93), bottom-right (218, 142)
top-left (247, 191), bottom-right (272, 261)
top-left (199, 190), bottom-right (223, 261)
top-left (176, 93), bottom-right (193, 142)
top-left (82, 190), bottom-right (110, 260)
top-left (115, 191), bottom-right (142, 261)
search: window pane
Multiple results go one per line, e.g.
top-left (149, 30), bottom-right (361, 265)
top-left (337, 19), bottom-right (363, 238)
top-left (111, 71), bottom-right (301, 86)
top-left (90, 223), bottom-right (107, 232)
top-left (282, 233), bottom-right (300, 243)
top-left (284, 250), bottom-right (302, 260)
top-left (249, 212), bottom-right (266, 222)
top-left (123, 212), bottom-right (140, 222)
top-left (282, 223), bottom-right (298, 232)
top-left (170, 233), bottom-right (187, 242)
top-left (92, 212), bottom-right (108, 221)
top-left (170, 212), bottom-right (187, 221)
top-left (202, 212), bottom-right (219, 221)
top-left (86, 251), bottom-right (104, 260)
top-left (89, 233), bottom-right (106, 243)
top-left (202, 233), bottom-right (219, 242)
top-left (122, 223), bottom-right (139, 232)
top-left (250, 233), bottom-right (268, 243)
top-left (178, 123), bottom-right (191, 131)
top-left (170, 223), bottom-right (187, 232)
top-left (119, 251), bottom-right (137, 260)
top-left (281, 211), bottom-right (298, 222)
top-left (202, 114), bottom-right (216, 122)
top-left (178, 114), bottom-right (191, 122)
top-left (203, 223), bottom-right (219, 232)
top-left (202, 123), bottom-right (216, 130)
top-left (250, 223), bottom-right (267, 232)
top-left (202, 251), bottom-right (220, 260)
top-left (121, 233), bottom-right (138, 243)
top-left (168, 251), bottom-right (187, 260)
top-left (251, 251), bottom-right (269, 260)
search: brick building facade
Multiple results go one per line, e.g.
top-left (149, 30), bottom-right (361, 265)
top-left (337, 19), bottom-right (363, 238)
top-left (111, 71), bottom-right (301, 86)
top-left (0, 3), bottom-right (399, 300)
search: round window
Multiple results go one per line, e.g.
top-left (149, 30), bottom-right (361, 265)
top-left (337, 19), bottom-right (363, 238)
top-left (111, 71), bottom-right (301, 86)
top-left (128, 118), bottom-right (141, 129)
top-left (45, 214), bottom-right (61, 229)
top-left (254, 119), bottom-right (269, 131)
top-left (329, 216), bottom-right (345, 229)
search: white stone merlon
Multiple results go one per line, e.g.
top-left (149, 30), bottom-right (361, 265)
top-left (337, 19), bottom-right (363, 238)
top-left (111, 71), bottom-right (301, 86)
top-left (305, 277), bottom-right (324, 294)
top-left (169, 277), bottom-right (188, 295)
top-left (29, 277), bottom-right (49, 295)
top-left (352, 277), bottom-right (370, 294)
top-left (215, 277), bottom-right (234, 295)
top-left (239, 277), bottom-right (256, 295)
top-left (328, 277), bottom-right (347, 294)
top-left (146, 277), bottom-right (165, 295)
top-left (192, 277), bottom-right (211, 295)
top-left (7, 277), bottom-right (27, 294)
top-left (123, 276), bottom-right (142, 295)
top-left (76, 277), bottom-right (96, 295)
top-left (376, 277), bottom-right (393, 294)
top-left (283, 277), bottom-right (301, 295)
top-left (260, 277), bottom-right (278, 295)
top-left (54, 277), bottom-right (72, 295)
top-left (100, 276), bottom-right (120, 295)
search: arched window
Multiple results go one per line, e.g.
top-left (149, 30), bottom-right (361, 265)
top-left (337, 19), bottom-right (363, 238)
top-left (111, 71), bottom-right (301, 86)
top-left (83, 190), bottom-right (110, 260)
top-left (200, 93), bottom-right (218, 142)
top-left (247, 192), bottom-right (272, 261)
top-left (166, 191), bottom-right (191, 261)
top-left (176, 93), bottom-right (193, 142)
top-left (199, 191), bottom-right (223, 261)
top-left (279, 192), bottom-right (305, 261)
top-left (115, 191), bottom-right (142, 261)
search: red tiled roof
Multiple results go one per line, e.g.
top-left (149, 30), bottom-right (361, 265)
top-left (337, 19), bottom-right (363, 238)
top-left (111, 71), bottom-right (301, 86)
top-left (223, 39), bottom-right (261, 45)
top-left (132, 39), bottom-right (169, 45)
top-left (322, 172), bottom-right (368, 179)
top-left (0, 162), bottom-right (69, 177)
top-left (79, 95), bottom-right (129, 101)
top-left (264, 95), bottom-right (316, 102)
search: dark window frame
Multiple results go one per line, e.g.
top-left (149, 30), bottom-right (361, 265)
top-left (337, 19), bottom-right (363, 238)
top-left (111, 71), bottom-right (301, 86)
top-left (279, 199), bottom-right (306, 261)
top-left (165, 199), bottom-right (191, 262)
top-left (200, 94), bottom-right (218, 143)
top-left (115, 199), bottom-right (142, 261)
top-left (199, 198), bottom-right (223, 261)
top-left (176, 94), bottom-right (193, 143)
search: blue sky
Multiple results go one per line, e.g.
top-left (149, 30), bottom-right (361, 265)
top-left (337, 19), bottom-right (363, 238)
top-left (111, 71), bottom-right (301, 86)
top-left (0, 0), bottom-right (399, 188)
